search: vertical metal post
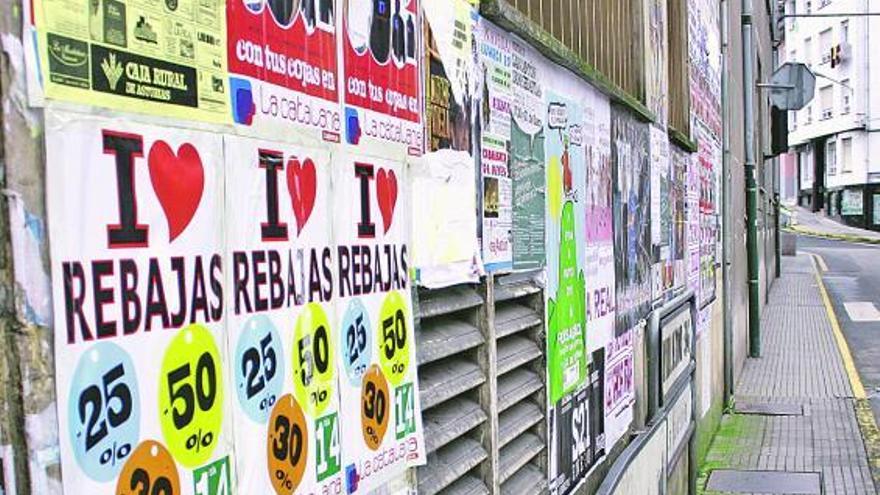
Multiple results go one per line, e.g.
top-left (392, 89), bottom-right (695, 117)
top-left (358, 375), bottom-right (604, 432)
top-left (720, 0), bottom-right (735, 405)
top-left (743, 0), bottom-right (762, 357)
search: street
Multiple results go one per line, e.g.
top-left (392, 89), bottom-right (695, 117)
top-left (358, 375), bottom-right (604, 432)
top-left (800, 235), bottom-right (880, 425)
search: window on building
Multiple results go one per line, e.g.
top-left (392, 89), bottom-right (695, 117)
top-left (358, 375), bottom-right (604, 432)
top-left (805, 37), bottom-right (813, 67)
top-left (827, 140), bottom-right (837, 175)
top-left (802, 149), bottom-right (813, 180)
top-left (841, 79), bottom-right (851, 114)
top-left (806, 0), bottom-right (812, 13)
top-left (791, 110), bottom-right (798, 130)
top-left (805, 104), bottom-right (813, 124)
top-left (841, 20), bottom-right (849, 44)
top-left (841, 137), bottom-right (853, 173)
top-left (820, 29), bottom-right (832, 64)
top-left (820, 85), bottom-right (833, 120)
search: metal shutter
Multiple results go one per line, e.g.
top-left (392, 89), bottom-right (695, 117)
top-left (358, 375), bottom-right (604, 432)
top-left (416, 284), bottom-right (491, 495)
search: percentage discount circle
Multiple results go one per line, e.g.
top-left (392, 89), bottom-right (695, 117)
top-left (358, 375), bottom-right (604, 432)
top-left (68, 341), bottom-right (140, 482)
top-left (158, 324), bottom-right (224, 467)
top-left (378, 291), bottom-right (411, 387)
top-left (340, 298), bottom-right (372, 387)
top-left (292, 303), bottom-right (335, 416)
top-left (235, 315), bottom-right (284, 423)
top-left (360, 365), bottom-right (390, 451)
top-left (115, 440), bottom-right (180, 495)
top-left (267, 394), bottom-right (308, 495)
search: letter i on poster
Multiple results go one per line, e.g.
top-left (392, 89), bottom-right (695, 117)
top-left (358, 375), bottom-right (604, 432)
top-left (223, 136), bottom-right (343, 495)
top-left (331, 153), bottom-right (426, 493)
top-left (46, 111), bottom-right (234, 495)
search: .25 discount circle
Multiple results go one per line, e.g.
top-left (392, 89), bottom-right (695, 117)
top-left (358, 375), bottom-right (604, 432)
top-left (340, 298), bottom-right (372, 387)
top-left (292, 303), bottom-right (335, 416)
top-left (68, 341), bottom-right (140, 482)
top-left (158, 324), bottom-right (224, 467)
top-left (115, 440), bottom-right (180, 495)
top-left (360, 365), bottom-right (390, 451)
top-left (378, 291), bottom-right (411, 387)
top-left (235, 315), bottom-right (284, 423)
top-left (267, 394), bottom-right (308, 495)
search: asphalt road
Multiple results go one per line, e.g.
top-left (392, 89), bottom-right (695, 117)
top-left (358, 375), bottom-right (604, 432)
top-left (798, 235), bottom-right (880, 424)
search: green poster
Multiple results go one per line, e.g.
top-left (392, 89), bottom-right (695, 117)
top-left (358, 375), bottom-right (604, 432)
top-left (547, 200), bottom-right (587, 403)
top-left (511, 119), bottom-right (546, 270)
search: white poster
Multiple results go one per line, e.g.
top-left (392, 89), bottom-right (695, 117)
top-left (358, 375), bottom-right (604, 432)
top-left (410, 150), bottom-right (482, 288)
top-left (331, 153), bottom-right (426, 493)
top-left (47, 111), bottom-right (234, 495)
top-left (604, 327), bottom-right (635, 448)
top-left (650, 126), bottom-right (670, 301)
top-left (584, 91), bottom-right (615, 354)
top-left (224, 136), bottom-right (343, 494)
top-left (477, 19), bottom-right (515, 271)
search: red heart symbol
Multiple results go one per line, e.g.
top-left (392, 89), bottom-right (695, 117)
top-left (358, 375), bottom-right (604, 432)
top-left (286, 157), bottom-right (317, 234)
top-left (148, 141), bottom-right (204, 242)
top-left (376, 168), bottom-right (397, 233)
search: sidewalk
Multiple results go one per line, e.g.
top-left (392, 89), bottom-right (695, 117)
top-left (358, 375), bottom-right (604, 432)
top-left (787, 206), bottom-right (880, 244)
top-left (698, 254), bottom-right (879, 495)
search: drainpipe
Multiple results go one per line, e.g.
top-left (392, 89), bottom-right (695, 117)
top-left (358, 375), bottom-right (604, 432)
top-left (742, 0), bottom-right (762, 357)
top-left (720, 0), bottom-right (734, 405)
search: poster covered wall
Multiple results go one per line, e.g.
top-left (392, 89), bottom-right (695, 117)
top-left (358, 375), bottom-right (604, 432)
top-left (48, 112), bottom-right (233, 494)
top-left (612, 108), bottom-right (651, 333)
top-left (29, 0), bottom-right (229, 122)
top-left (584, 93), bottom-right (616, 353)
top-left (475, 18), bottom-right (514, 271)
top-left (671, 147), bottom-right (688, 291)
top-left (227, 0), bottom-right (341, 140)
top-left (650, 125), bottom-right (673, 303)
top-left (412, 0), bottom-right (482, 287)
top-left (509, 32), bottom-right (546, 271)
top-left (696, 122), bottom-right (719, 306)
top-left (47, 110), bottom-right (427, 495)
top-left (341, 0), bottom-right (423, 154)
top-left (543, 76), bottom-right (593, 495)
top-left (331, 153), bottom-right (426, 493)
top-left (604, 328), bottom-right (635, 449)
top-left (224, 137), bottom-right (344, 494)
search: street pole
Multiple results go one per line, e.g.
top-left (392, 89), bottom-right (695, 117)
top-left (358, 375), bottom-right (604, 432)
top-left (720, 0), bottom-right (735, 405)
top-left (742, 0), bottom-right (762, 357)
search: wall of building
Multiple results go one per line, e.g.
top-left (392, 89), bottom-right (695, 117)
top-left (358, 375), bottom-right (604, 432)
top-left (0, 0), bottom-right (777, 494)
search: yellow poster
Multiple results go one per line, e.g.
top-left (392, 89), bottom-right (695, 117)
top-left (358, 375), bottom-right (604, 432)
top-left (31, 0), bottom-right (229, 123)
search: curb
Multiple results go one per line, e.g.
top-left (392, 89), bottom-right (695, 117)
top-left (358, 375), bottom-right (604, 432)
top-left (811, 254), bottom-right (880, 492)
top-left (784, 226), bottom-right (880, 245)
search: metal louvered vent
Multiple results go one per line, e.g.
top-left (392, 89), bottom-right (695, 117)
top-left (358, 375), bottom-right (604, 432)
top-left (416, 284), bottom-right (492, 495)
top-left (493, 276), bottom-right (547, 494)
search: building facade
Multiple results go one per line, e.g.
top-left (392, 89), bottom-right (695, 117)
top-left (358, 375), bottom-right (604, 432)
top-left (786, 0), bottom-right (880, 229)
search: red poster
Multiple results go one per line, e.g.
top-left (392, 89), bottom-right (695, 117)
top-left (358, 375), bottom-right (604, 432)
top-left (227, 0), bottom-right (342, 140)
top-left (341, 0), bottom-right (423, 153)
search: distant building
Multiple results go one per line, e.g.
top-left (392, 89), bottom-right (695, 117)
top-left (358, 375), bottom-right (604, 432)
top-left (785, 0), bottom-right (880, 230)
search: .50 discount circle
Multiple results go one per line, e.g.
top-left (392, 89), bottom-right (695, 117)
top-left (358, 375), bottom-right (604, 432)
top-left (292, 303), bottom-right (335, 416)
top-left (158, 324), bottom-right (224, 467)
top-left (378, 291), bottom-right (411, 387)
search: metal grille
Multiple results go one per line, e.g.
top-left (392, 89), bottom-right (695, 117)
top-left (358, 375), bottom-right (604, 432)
top-left (415, 274), bottom-right (547, 494)
top-left (416, 284), bottom-right (491, 494)
top-left (507, 0), bottom-right (646, 103)
top-left (494, 276), bottom-right (546, 494)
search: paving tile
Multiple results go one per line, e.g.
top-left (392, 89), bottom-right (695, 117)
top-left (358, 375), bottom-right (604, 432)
top-left (699, 255), bottom-right (877, 495)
